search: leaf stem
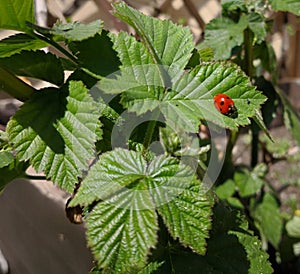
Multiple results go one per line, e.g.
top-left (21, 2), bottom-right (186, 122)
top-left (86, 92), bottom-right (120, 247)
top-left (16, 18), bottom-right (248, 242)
top-left (32, 32), bottom-right (78, 65)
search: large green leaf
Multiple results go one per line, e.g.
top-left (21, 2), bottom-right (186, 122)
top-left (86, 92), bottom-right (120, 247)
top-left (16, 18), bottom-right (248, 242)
top-left (0, 33), bottom-right (47, 58)
top-left (113, 2), bottom-right (194, 72)
top-left (201, 15), bottom-right (248, 60)
top-left (7, 81), bottom-right (101, 192)
top-left (100, 50), bottom-right (266, 131)
top-left (0, 0), bottom-right (34, 32)
top-left (270, 0), bottom-right (300, 15)
top-left (251, 193), bottom-right (283, 248)
top-left (70, 148), bottom-right (212, 270)
top-left (0, 51), bottom-right (64, 86)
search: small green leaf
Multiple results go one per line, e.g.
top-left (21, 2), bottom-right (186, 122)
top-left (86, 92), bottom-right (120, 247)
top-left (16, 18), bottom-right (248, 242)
top-left (202, 15), bottom-right (248, 60)
top-left (0, 151), bottom-right (14, 168)
top-left (0, 33), bottom-right (47, 58)
top-left (215, 179), bottom-right (236, 199)
top-left (251, 193), bottom-right (283, 248)
top-left (0, 0), bottom-right (35, 32)
top-left (234, 163), bottom-right (267, 197)
top-left (0, 160), bottom-right (28, 192)
top-left (270, 0), bottom-right (300, 16)
top-left (248, 13), bottom-right (267, 43)
top-left (50, 20), bottom-right (103, 41)
top-left (7, 81), bottom-right (101, 192)
top-left (286, 215), bottom-right (300, 238)
top-left (0, 51), bottom-right (64, 86)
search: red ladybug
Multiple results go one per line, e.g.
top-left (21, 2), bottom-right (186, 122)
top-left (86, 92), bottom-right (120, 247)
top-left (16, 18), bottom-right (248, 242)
top-left (214, 94), bottom-right (237, 117)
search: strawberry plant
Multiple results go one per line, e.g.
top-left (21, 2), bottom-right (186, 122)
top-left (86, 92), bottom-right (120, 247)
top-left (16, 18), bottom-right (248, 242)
top-left (0, 0), bottom-right (299, 273)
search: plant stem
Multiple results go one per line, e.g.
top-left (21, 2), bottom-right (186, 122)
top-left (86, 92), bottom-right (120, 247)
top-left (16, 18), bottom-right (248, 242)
top-left (243, 28), bottom-right (258, 167)
top-left (243, 28), bottom-right (254, 78)
top-left (0, 67), bottom-right (36, 101)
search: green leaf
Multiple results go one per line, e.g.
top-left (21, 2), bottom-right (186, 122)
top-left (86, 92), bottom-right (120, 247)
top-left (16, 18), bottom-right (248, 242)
top-left (71, 148), bottom-right (212, 269)
top-left (152, 175), bottom-right (213, 254)
top-left (0, 151), bottom-right (14, 168)
top-left (286, 215), bottom-right (300, 238)
top-left (50, 20), bottom-right (103, 41)
top-left (86, 189), bottom-right (158, 273)
top-left (251, 193), bottom-right (283, 248)
top-left (70, 148), bottom-right (148, 206)
top-left (0, 66), bottom-right (35, 101)
top-left (270, 0), bottom-right (300, 16)
top-left (248, 13), bottom-right (267, 43)
top-left (0, 160), bottom-right (28, 192)
top-left (7, 81), bottom-right (101, 192)
top-left (212, 205), bottom-right (272, 274)
top-left (170, 205), bottom-right (272, 273)
top-left (69, 31), bottom-right (121, 77)
top-left (234, 163), bottom-right (267, 197)
top-left (202, 15), bottom-right (248, 60)
top-left (113, 2), bottom-right (194, 71)
top-left (0, 33), bottom-right (47, 58)
top-left (0, 51), bottom-right (64, 86)
top-left (215, 179), bottom-right (236, 199)
top-left (101, 56), bottom-right (266, 131)
top-left (138, 261), bottom-right (164, 274)
top-left (0, 0), bottom-right (35, 32)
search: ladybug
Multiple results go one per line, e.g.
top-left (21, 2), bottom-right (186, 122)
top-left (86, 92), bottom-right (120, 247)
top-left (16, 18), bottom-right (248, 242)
top-left (214, 94), bottom-right (237, 117)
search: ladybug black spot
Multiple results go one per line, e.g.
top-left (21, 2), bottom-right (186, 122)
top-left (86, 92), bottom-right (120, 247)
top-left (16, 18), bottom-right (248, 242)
top-left (220, 101), bottom-right (225, 106)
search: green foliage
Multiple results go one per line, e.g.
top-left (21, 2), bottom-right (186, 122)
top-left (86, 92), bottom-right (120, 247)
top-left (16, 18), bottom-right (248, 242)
top-left (50, 21), bottom-right (103, 41)
top-left (0, 0), bottom-right (35, 32)
top-left (7, 81), bottom-right (101, 192)
top-left (0, 51), bottom-right (64, 86)
top-left (1, 0), bottom-right (300, 272)
top-left (269, 0), bottom-right (300, 15)
top-left (251, 193), bottom-right (283, 248)
top-left (0, 34), bottom-right (47, 58)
